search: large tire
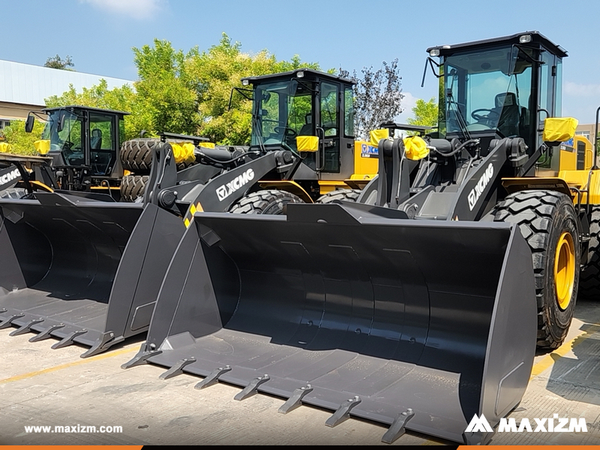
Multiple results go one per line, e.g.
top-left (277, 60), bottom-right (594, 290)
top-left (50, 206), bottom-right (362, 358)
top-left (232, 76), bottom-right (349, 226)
top-left (0, 187), bottom-right (27, 199)
top-left (120, 175), bottom-right (148, 203)
top-left (229, 189), bottom-right (304, 214)
top-left (579, 205), bottom-right (600, 299)
top-left (316, 188), bottom-right (362, 204)
top-left (494, 190), bottom-right (580, 351)
top-left (120, 138), bottom-right (158, 174)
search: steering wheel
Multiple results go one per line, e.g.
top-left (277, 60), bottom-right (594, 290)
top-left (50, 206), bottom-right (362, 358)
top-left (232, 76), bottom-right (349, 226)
top-left (274, 126), bottom-right (297, 137)
top-left (62, 140), bottom-right (74, 151)
top-left (471, 109), bottom-right (500, 123)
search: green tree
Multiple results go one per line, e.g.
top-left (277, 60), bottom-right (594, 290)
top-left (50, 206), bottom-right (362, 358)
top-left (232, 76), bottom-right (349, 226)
top-left (44, 54), bottom-right (75, 70)
top-left (407, 97), bottom-right (438, 128)
top-left (1, 119), bottom-right (46, 155)
top-left (132, 39), bottom-right (201, 137)
top-left (8, 35), bottom-right (323, 150)
top-left (187, 33), bottom-right (321, 145)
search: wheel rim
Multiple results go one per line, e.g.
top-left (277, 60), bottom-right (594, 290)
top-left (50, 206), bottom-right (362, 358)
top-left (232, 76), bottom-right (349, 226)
top-left (554, 231), bottom-right (576, 310)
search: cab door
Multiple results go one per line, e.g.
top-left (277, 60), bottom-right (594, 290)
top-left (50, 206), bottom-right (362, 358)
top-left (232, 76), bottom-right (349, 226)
top-left (318, 81), bottom-right (341, 173)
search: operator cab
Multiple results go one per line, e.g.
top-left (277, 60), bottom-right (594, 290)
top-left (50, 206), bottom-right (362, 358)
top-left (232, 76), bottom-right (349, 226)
top-left (427, 31), bottom-right (568, 156)
top-left (35, 106), bottom-right (128, 177)
top-left (242, 69), bottom-right (355, 176)
top-left (26, 105), bottom-right (128, 191)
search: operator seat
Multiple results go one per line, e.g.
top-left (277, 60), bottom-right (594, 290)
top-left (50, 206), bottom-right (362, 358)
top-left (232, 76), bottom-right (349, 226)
top-left (91, 128), bottom-right (102, 150)
top-left (495, 92), bottom-right (520, 137)
top-left (299, 114), bottom-right (313, 136)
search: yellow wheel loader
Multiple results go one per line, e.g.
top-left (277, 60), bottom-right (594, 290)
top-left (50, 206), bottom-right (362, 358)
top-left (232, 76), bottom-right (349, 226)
top-left (0, 70), bottom-right (377, 357)
top-left (1, 105), bottom-right (133, 200)
top-left (120, 32), bottom-right (598, 445)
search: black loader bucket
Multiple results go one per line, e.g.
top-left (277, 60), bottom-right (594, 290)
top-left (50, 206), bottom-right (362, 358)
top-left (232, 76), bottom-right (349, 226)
top-left (126, 203), bottom-right (537, 445)
top-left (0, 191), bottom-right (185, 357)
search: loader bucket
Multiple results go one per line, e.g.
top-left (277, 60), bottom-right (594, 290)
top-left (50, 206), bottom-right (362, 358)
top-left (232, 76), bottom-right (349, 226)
top-left (130, 202), bottom-right (537, 445)
top-left (0, 191), bottom-right (185, 357)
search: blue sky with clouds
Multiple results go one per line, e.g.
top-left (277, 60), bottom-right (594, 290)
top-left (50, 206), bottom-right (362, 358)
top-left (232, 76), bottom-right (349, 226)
top-left (4, 0), bottom-right (600, 123)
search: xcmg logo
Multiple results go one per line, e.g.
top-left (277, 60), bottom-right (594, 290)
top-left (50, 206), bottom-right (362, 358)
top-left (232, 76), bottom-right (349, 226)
top-left (215, 169), bottom-right (255, 201)
top-left (0, 168), bottom-right (20, 186)
top-left (467, 163), bottom-right (494, 211)
top-left (465, 413), bottom-right (588, 434)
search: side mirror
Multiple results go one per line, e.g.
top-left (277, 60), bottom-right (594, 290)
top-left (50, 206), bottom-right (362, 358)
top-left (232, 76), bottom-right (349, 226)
top-left (25, 114), bottom-right (35, 133)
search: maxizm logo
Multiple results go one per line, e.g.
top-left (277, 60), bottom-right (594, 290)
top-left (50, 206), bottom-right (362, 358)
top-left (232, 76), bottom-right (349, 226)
top-left (216, 169), bottom-right (255, 201)
top-left (0, 168), bottom-right (20, 186)
top-left (467, 163), bottom-right (494, 211)
top-left (465, 414), bottom-right (588, 434)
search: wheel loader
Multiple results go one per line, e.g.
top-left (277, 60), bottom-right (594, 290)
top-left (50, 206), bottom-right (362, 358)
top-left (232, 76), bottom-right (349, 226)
top-left (0, 105), bottom-right (124, 199)
top-left (1, 105), bottom-right (217, 200)
top-left (17, 105), bottom-right (130, 198)
top-left (0, 69), bottom-right (377, 357)
top-left (118, 32), bottom-right (599, 445)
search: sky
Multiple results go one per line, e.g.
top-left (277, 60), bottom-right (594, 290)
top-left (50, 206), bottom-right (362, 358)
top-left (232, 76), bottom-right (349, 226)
top-left (3, 0), bottom-right (600, 123)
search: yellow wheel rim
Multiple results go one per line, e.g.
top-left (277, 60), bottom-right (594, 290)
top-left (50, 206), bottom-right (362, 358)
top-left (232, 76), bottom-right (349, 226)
top-left (554, 231), bottom-right (575, 310)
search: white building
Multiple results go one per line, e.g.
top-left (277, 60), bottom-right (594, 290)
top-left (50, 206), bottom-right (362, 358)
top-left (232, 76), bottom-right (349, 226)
top-left (0, 59), bottom-right (133, 130)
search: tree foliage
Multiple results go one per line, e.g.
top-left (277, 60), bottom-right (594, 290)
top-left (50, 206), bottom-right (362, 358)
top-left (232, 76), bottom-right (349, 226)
top-left (1, 119), bottom-right (46, 155)
top-left (187, 34), bottom-right (321, 145)
top-left (341, 59), bottom-right (403, 139)
top-left (6, 34), bottom-right (324, 153)
top-left (132, 39), bottom-right (201, 137)
top-left (407, 97), bottom-right (438, 128)
top-left (44, 54), bottom-right (74, 70)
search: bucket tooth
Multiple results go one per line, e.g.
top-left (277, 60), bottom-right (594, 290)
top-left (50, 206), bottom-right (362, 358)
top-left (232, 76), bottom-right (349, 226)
top-left (121, 346), bottom-right (163, 369)
top-left (51, 329), bottom-right (88, 349)
top-left (381, 408), bottom-right (415, 444)
top-left (0, 313), bottom-right (25, 329)
top-left (158, 357), bottom-right (196, 380)
top-left (234, 374), bottom-right (270, 401)
top-left (463, 429), bottom-right (494, 446)
top-left (194, 365), bottom-right (231, 390)
top-left (29, 323), bottom-right (65, 342)
top-left (278, 384), bottom-right (313, 414)
top-left (80, 332), bottom-right (117, 358)
top-left (9, 318), bottom-right (44, 336)
top-left (325, 396), bottom-right (361, 427)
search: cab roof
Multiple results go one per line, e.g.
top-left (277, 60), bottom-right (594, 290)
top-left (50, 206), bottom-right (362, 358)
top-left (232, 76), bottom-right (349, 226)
top-left (241, 68), bottom-right (355, 86)
top-left (42, 105), bottom-right (130, 116)
top-left (426, 31), bottom-right (568, 58)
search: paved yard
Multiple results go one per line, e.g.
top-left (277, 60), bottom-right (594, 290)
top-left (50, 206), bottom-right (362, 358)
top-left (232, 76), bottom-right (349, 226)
top-left (0, 298), bottom-right (599, 446)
